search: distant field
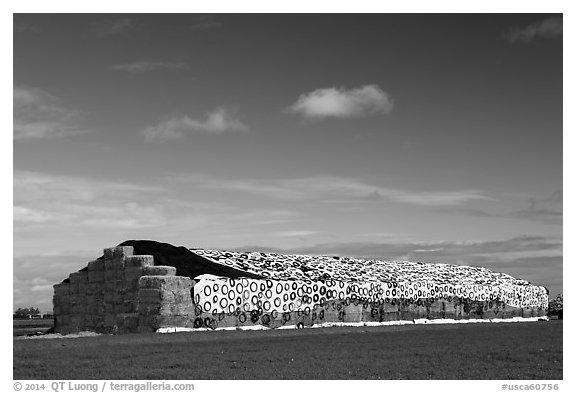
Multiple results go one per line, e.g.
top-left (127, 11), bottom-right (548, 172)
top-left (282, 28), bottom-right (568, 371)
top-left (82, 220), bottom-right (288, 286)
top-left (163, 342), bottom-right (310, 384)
top-left (13, 320), bottom-right (562, 380)
top-left (13, 319), bottom-right (54, 337)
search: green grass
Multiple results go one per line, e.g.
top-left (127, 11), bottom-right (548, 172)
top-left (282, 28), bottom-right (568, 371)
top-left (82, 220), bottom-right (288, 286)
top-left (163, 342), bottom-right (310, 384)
top-left (13, 320), bottom-right (562, 380)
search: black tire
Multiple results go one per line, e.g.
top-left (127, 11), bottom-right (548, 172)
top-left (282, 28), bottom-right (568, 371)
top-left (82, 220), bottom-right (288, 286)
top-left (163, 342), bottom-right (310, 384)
top-left (209, 318), bottom-right (218, 330)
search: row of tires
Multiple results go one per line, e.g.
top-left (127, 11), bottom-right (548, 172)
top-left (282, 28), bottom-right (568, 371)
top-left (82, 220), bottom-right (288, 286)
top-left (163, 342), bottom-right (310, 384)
top-left (189, 297), bottom-right (542, 330)
top-left (191, 249), bottom-right (539, 296)
top-left (192, 275), bottom-right (548, 315)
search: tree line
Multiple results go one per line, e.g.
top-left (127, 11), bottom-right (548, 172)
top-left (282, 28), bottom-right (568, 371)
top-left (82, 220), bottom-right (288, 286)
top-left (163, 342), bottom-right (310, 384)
top-left (13, 307), bottom-right (42, 318)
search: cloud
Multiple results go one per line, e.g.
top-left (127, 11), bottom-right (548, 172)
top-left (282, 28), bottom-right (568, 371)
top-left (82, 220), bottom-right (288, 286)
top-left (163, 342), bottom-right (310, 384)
top-left (141, 108), bottom-right (249, 142)
top-left (109, 61), bottom-right (189, 74)
top-left (273, 230), bottom-right (319, 238)
top-left (511, 190), bottom-right (562, 222)
top-left (13, 206), bottom-right (64, 224)
top-left (14, 253), bottom-right (96, 313)
top-left (434, 190), bottom-right (562, 224)
top-left (507, 16), bottom-right (563, 43)
top-left (267, 235), bottom-right (561, 261)
top-left (288, 84), bottom-right (393, 119)
top-left (182, 14), bottom-right (222, 30)
top-left (13, 171), bottom-right (300, 244)
top-left (14, 171), bottom-right (167, 230)
top-left (13, 86), bottom-right (90, 139)
top-left (168, 174), bottom-right (491, 207)
top-left (91, 17), bottom-right (138, 36)
top-left (242, 235), bottom-right (562, 296)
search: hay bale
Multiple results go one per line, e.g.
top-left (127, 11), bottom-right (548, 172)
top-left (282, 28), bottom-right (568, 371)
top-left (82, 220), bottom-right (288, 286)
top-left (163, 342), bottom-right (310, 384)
top-left (467, 301), bottom-right (485, 319)
top-left (213, 313), bottom-right (237, 329)
top-left (68, 314), bottom-right (84, 331)
top-left (85, 296), bottom-right (97, 311)
top-left (86, 283), bottom-right (103, 296)
top-left (139, 275), bottom-right (192, 290)
top-left (53, 282), bottom-right (70, 297)
top-left (104, 313), bottom-right (116, 328)
top-left (54, 315), bottom-right (70, 333)
top-left (138, 303), bottom-right (161, 315)
top-left (115, 313), bottom-right (139, 333)
top-left (69, 271), bottom-right (86, 285)
top-left (163, 302), bottom-right (193, 316)
top-left (136, 314), bottom-right (189, 330)
top-left (86, 303), bottom-right (105, 315)
top-left (68, 293), bottom-right (81, 305)
top-left (442, 300), bottom-right (457, 319)
top-left (322, 302), bottom-right (340, 323)
top-left (124, 267), bottom-right (143, 281)
top-left (88, 259), bottom-right (105, 272)
top-left (174, 289), bottom-right (193, 306)
top-left (53, 304), bottom-right (63, 315)
top-left (138, 288), bottom-right (174, 304)
top-left (88, 269), bottom-right (105, 283)
top-left (154, 314), bottom-right (192, 328)
top-left (82, 315), bottom-right (93, 329)
top-left (104, 257), bottom-right (124, 271)
top-left (453, 302), bottom-right (464, 320)
top-left (343, 304), bottom-right (363, 322)
top-left (70, 302), bottom-right (86, 315)
top-left (142, 266), bottom-right (176, 276)
top-left (104, 282), bottom-right (116, 301)
top-left (122, 287), bottom-right (139, 301)
top-left (68, 276), bottom-right (80, 294)
top-left (104, 246), bottom-right (134, 261)
top-left (293, 311), bottom-right (312, 327)
top-left (427, 300), bottom-right (445, 319)
top-left (522, 307), bottom-right (535, 318)
top-left (104, 302), bottom-right (115, 314)
top-left (105, 268), bottom-right (123, 282)
top-left (124, 255), bottom-right (153, 268)
top-left (122, 299), bottom-right (138, 313)
top-left (77, 282), bottom-right (88, 296)
top-left (58, 302), bottom-right (71, 316)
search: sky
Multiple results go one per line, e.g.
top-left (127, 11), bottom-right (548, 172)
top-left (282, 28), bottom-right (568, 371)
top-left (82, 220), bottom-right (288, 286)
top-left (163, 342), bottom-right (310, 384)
top-left (12, 13), bottom-right (563, 312)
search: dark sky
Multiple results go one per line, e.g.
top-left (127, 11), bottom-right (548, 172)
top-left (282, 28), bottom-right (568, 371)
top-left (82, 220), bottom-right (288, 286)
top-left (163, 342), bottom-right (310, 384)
top-left (13, 14), bottom-right (563, 311)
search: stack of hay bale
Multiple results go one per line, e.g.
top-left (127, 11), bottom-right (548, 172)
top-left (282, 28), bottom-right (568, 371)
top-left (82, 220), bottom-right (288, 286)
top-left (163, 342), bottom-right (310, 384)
top-left (53, 246), bottom-right (194, 334)
top-left (53, 241), bottom-right (549, 334)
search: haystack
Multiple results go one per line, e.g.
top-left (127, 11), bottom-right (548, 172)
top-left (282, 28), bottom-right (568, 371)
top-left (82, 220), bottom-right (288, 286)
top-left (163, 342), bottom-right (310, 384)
top-left (52, 240), bottom-right (548, 334)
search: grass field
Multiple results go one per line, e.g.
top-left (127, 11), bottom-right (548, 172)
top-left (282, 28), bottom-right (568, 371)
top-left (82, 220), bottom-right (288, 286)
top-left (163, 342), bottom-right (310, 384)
top-left (13, 320), bottom-right (562, 380)
top-left (13, 319), bottom-right (54, 337)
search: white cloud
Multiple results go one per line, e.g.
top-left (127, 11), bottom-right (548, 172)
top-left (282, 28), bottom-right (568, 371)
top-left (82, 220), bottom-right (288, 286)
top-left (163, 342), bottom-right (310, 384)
top-left (13, 86), bottom-right (90, 139)
top-left (91, 17), bottom-right (138, 36)
top-left (13, 206), bottom-right (64, 224)
top-left (141, 108), bottom-right (249, 142)
top-left (109, 61), bottom-right (189, 74)
top-left (273, 230), bottom-right (319, 238)
top-left (184, 15), bottom-right (221, 30)
top-left (507, 16), bottom-right (563, 43)
top-left (168, 174), bottom-right (491, 206)
top-left (14, 171), bottom-right (167, 230)
top-left (288, 84), bottom-right (393, 119)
